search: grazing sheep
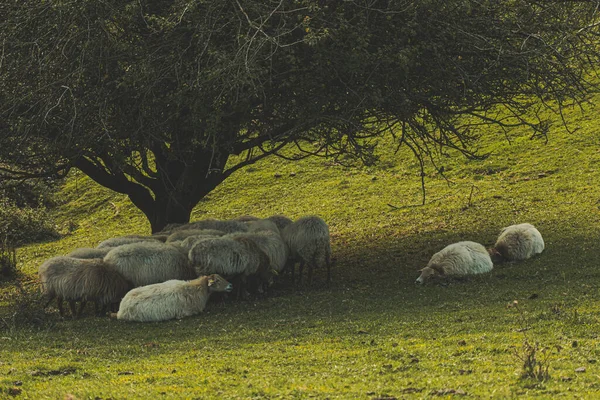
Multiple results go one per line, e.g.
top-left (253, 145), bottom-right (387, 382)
top-left (172, 219), bottom-right (249, 234)
top-left (416, 241), bottom-right (493, 284)
top-left (103, 242), bottom-right (196, 287)
top-left (68, 247), bottom-right (114, 260)
top-left (39, 256), bottom-right (132, 317)
top-left (266, 214), bottom-right (294, 231)
top-left (116, 274), bottom-right (233, 322)
top-left (245, 219), bottom-right (280, 234)
top-left (165, 229), bottom-right (225, 243)
top-left (282, 215), bottom-right (331, 284)
top-left (489, 223), bottom-right (544, 262)
top-left (97, 236), bottom-right (160, 249)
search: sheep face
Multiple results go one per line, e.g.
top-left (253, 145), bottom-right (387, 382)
top-left (415, 266), bottom-right (440, 284)
top-left (487, 248), bottom-right (504, 264)
top-left (207, 274), bottom-right (233, 293)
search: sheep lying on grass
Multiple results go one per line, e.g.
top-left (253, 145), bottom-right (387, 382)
top-left (68, 247), bottom-right (114, 260)
top-left (416, 241), bottom-right (493, 284)
top-left (116, 274), bottom-right (232, 322)
top-left (489, 223), bottom-right (544, 263)
top-left (39, 257), bottom-right (132, 317)
top-left (104, 242), bottom-right (196, 287)
top-left (282, 215), bottom-right (331, 284)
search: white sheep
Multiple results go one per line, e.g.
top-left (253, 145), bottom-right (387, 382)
top-left (416, 241), bottom-right (493, 284)
top-left (116, 274), bottom-right (232, 322)
top-left (67, 247), bottom-right (114, 259)
top-left (39, 256), bottom-right (132, 317)
top-left (226, 231), bottom-right (288, 273)
top-left (97, 236), bottom-right (160, 249)
top-left (103, 242), bottom-right (196, 287)
top-left (489, 223), bottom-right (544, 262)
top-left (282, 215), bottom-right (331, 284)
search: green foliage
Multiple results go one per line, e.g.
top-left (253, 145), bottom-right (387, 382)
top-left (1, 1), bottom-right (598, 231)
top-left (0, 200), bottom-right (59, 247)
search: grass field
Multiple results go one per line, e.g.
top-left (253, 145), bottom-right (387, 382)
top-left (2, 98), bottom-right (600, 399)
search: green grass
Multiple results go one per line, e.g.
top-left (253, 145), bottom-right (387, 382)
top-left (2, 98), bottom-right (600, 399)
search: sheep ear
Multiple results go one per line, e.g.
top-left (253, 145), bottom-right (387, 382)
top-left (208, 278), bottom-right (215, 286)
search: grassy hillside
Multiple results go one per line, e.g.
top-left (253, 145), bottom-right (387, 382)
top-left (2, 98), bottom-right (600, 399)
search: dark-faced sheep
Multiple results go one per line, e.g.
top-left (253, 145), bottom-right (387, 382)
top-left (103, 242), bottom-right (196, 287)
top-left (116, 274), bottom-right (232, 322)
top-left (416, 241), bottom-right (493, 284)
top-left (39, 256), bottom-right (132, 317)
top-left (282, 215), bottom-right (331, 284)
top-left (488, 223), bottom-right (544, 263)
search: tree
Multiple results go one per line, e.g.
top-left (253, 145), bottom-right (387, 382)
top-left (1, 0), bottom-right (598, 232)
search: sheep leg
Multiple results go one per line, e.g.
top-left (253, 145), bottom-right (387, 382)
top-left (68, 300), bottom-right (78, 319)
top-left (57, 297), bottom-right (65, 317)
top-left (77, 301), bottom-right (87, 317)
top-left (326, 252), bottom-right (331, 283)
top-left (298, 261), bottom-right (305, 284)
top-left (307, 261), bottom-right (314, 285)
top-left (43, 294), bottom-right (55, 309)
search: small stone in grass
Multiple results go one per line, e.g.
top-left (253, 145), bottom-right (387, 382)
top-left (575, 367), bottom-right (586, 373)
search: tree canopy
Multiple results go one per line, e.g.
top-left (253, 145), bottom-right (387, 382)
top-left (1, 0), bottom-right (599, 232)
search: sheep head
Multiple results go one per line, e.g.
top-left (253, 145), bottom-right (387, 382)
top-left (415, 264), bottom-right (444, 284)
top-left (207, 274), bottom-right (233, 293)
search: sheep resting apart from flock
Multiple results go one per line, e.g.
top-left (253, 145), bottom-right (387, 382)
top-left (116, 274), bottom-right (232, 322)
top-left (416, 241), bottom-right (493, 284)
top-left (488, 223), bottom-right (544, 263)
top-left (282, 215), bottom-right (331, 283)
top-left (103, 242), bottom-right (196, 287)
top-left (39, 256), bottom-right (132, 317)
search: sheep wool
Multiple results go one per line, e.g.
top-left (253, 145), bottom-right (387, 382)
top-left (172, 219), bottom-right (249, 234)
top-left (97, 236), bottom-right (160, 249)
top-left (266, 215), bottom-right (294, 231)
top-left (165, 229), bottom-right (225, 243)
top-left (226, 231), bottom-right (288, 273)
top-left (39, 256), bottom-right (132, 317)
top-left (104, 242), bottom-right (196, 287)
top-left (245, 219), bottom-right (280, 234)
top-left (282, 215), bottom-right (331, 283)
top-left (117, 274), bottom-right (232, 322)
top-left (67, 247), bottom-right (114, 260)
top-left (188, 236), bottom-right (262, 277)
top-left (493, 223), bottom-right (544, 262)
top-left (416, 241), bottom-right (493, 284)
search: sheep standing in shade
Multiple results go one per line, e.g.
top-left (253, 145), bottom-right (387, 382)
top-left (97, 236), bottom-right (160, 249)
top-left (245, 219), bottom-right (280, 234)
top-left (39, 256), bottom-right (132, 317)
top-left (266, 215), bottom-right (294, 231)
top-left (165, 229), bottom-right (225, 243)
top-left (68, 247), bottom-right (114, 260)
top-left (103, 242), bottom-right (196, 287)
top-left (416, 241), bottom-right (493, 284)
top-left (282, 215), bottom-right (331, 284)
top-left (172, 219), bottom-right (249, 234)
top-left (489, 223), bottom-right (544, 263)
top-left (116, 274), bottom-right (232, 322)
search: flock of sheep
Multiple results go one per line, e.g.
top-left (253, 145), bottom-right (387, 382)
top-left (38, 215), bottom-right (543, 323)
top-left (38, 215), bottom-right (332, 322)
top-left (415, 223), bottom-right (545, 284)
